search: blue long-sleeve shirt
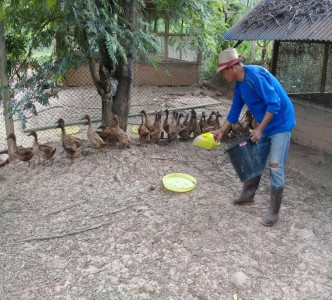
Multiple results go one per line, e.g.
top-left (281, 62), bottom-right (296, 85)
top-left (227, 65), bottom-right (296, 135)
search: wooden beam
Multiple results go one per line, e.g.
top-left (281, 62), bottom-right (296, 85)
top-left (270, 40), bottom-right (280, 75)
top-left (164, 16), bottom-right (169, 61)
top-left (320, 44), bottom-right (329, 93)
top-left (233, 40), bottom-right (243, 48)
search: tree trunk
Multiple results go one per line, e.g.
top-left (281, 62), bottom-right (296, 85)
top-left (0, 21), bottom-right (14, 159)
top-left (113, 56), bottom-right (133, 130)
top-left (112, 0), bottom-right (136, 131)
top-left (55, 30), bottom-right (68, 58)
top-left (98, 40), bottom-right (114, 126)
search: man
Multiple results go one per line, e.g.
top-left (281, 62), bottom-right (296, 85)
top-left (213, 47), bottom-right (296, 227)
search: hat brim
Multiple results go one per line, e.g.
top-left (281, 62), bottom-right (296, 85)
top-left (216, 56), bottom-right (242, 74)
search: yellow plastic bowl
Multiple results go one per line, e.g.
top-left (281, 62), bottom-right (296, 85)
top-left (162, 173), bottom-right (197, 193)
top-left (132, 125), bottom-right (139, 134)
top-left (57, 125), bottom-right (80, 135)
top-left (193, 132), bottom-right (220, 150)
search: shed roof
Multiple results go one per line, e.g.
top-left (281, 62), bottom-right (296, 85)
top-left (224, 0), bottom-right (332, 42)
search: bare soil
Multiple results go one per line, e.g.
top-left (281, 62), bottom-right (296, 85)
top-left (0, 130), bottom-right (331, 299)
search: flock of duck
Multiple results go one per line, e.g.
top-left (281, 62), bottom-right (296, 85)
top-left (138, 108), bottom-right (222, 144)
top-left (4, 109), bottom-right (223, 165)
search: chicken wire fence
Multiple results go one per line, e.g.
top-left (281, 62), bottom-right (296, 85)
top-left (1, 41), bottom-right (331, 151)
top-left (275, 42), bottom-right (332, 107)
top-left (0, 60), bottom-right (226, 151)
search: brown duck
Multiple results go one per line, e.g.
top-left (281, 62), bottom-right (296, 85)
top-left (192, 109), bottom-right (201, 138)
top-left (151, 111), bottom-right (162, 144)
top-left (82, 115), bottom-right (106, 149)
top-left (27, 131), bottom-right (56, 163)
top-left (201, 112), bottom-right (214, 133)
top-left (213, 111), bottom-right (223, 131)
top-left (162, 109), bottom-right (170, 136)
top-left (168, 113), bottom-right (183, 142)
top-left (138, 111), bottom-right (151, 144)
top-left (109, 115), bottom-right (131, 148)
top-left (179, 110), bottom-right (194, 140)
top-left (6, 133), bottom-right (34, 165)
top-left (56, 118), bottom-right (81, 161)
top-left (140, 110), bottom-right (154, 133)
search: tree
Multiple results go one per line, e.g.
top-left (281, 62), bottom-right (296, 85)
top-left (1, 0), bottom-right (260, 132)
top-left (59, 0), bottom-right (154, 128)
top-left (0, 20), bottom-right (14, 157)
top-left (1, 0), bottom-right (160, 129)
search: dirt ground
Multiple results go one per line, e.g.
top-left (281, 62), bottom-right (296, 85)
top-left (0, 126), bottom-right (331, 299)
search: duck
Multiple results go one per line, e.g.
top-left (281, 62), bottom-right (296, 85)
top-left (207, 111), bottom-right (216, 126)
top-left (27, 131), bottom-right (56, 163)
top-left (6, 133), bottom-right (34, 165)
top-left (244, 109), bottom-right (259, 130)
top-left (140, 110), bottom-right (154, 133)
top-left (56, 118), bottom-right (82, 147)
top-left (82, 114), bottom-right (106, 149)
top-left (138, 111), bottom-right (151, 144)
top-left (213, 111), bottom-right (223, 131)
top-left (162, 109), bottom-right (170, 136)
top-left (181, 113), bottom-right (189, 128)
top-left (230, 109), bottom-right (252, 137)
top-left (168, 113), bottom-right (183, 142)
top-left (151, 111), bottom-right (162, 144)
top-left (192, 109), bottom-right (201, 138)
top-left (179, 111), bottom-right (194, 140)
top-left (109, 115), bottom-right (131, 148)
top-left (96, 125), bottom-right (118, 143)
top-left (168, 110), bottom-right (178, 132)
top-left (55, 118), bottom-right (81, 161)
top-left (201, 112), bottom-right (215, 133)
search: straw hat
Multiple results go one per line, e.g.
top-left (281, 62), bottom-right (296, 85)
top-left (216, 48), bottom-right (242, 74)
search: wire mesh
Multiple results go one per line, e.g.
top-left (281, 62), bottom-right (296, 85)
top-left (276, 42), bottom-right (332, 107)
top-left (1, 41), bottom-right (331, 152)
top-left (0, 59), bottom-right (228, 151)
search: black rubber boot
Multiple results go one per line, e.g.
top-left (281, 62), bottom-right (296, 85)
top-left (260, 188), bottom-right (283, 227)
top-left (231, 176), bottom-right (261, 205)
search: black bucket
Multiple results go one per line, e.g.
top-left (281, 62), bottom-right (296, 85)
top-left (225, 136), bottom-right (264, 182)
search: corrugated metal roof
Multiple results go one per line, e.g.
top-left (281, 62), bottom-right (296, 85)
top-left (224, 0), bottom-right (332, 42)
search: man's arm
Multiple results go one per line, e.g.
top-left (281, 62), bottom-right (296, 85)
top-left (250, 111), bottom-right (274, 142)
top-left (212, 119), bottom-right (232, 142)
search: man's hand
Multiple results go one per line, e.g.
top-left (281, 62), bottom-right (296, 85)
top-left (212, 129), bottom-right (223, 142)
top-left (250, 127), bottom-right (262, 143)
top-left (250, 111), bottom-right (274, 142)
top-left (212, 120), bottom-right (232, 142)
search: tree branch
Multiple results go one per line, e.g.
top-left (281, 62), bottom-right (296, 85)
top-left (18, 221), bottom-right (113, 243)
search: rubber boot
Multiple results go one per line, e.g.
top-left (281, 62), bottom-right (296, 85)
top-left (260, 188), bottom-right (283, 227)
top-left (231, 176), bottom-right (261, 205)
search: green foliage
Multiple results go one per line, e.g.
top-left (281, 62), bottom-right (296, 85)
top-left (0, 0), bottom-right (264, 126)
top-left (60, 0), bottom-right (161, 61)
top-left (5, 52), bottom-right (87, 128)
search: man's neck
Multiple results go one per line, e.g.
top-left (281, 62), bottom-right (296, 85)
top-left (235, 65), bottom-right (245, 82)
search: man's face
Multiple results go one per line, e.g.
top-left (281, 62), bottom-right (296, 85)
top-left (220, 66), bottom-right (235, 82)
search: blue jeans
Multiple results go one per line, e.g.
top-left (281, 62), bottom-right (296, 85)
top-left (257, 131), bottom-right (292, 189)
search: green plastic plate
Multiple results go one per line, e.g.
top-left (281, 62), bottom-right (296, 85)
top-left (162, 173), bottom-right (197, 193)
